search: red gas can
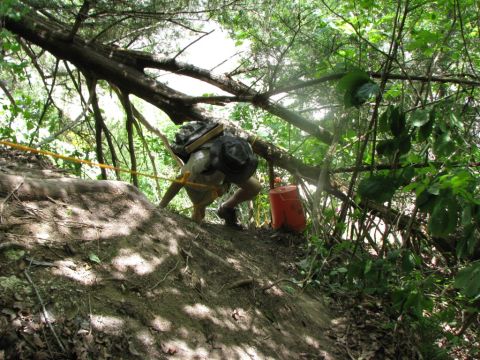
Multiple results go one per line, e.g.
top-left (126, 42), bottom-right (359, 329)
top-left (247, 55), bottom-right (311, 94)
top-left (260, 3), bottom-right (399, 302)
top-left (269, 185), bottom-right (306, 232)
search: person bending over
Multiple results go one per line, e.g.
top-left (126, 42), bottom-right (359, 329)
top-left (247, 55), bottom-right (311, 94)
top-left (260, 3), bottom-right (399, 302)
top-left (163, 135), bottom-right (261, 228)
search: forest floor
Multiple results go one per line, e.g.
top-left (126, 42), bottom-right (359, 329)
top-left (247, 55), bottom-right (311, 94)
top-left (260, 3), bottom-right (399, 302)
top-left (0, 148), bottom-right (419, 360)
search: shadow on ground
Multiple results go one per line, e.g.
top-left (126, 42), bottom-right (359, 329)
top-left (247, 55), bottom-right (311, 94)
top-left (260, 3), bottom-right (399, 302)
top-left (0, 149), bottom-right (343, 359)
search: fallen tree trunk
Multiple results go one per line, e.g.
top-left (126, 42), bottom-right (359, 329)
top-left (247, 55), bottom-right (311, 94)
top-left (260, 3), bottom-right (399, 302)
top-left (0, 173), bottom-right (153, 210)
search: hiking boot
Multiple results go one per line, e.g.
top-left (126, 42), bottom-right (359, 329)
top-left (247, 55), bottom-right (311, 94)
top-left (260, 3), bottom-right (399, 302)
top-left (217, 206), bottom-right (242, 229)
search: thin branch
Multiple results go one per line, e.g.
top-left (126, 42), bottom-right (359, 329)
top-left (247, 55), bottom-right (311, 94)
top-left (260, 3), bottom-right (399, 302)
top-left (24, 269), bottom-right (66, 352)
top-left (331, 161), bottom-right (480, 174)
top-left (29, 59), bottom-right (60, 146)
top-left (456, 0), bottom-right (479, 78)
top-left (36, 81), bottom-right (96, 147)
top-left (86, 76), bottom-right (107, 180)
top-left (0, 80), bottom-right (16, 106)
top-left (87, 15), bottom-right (132, 44)
top-left (120, 91), bottom-right (139, 187)
top-left (133, 119), bottom-right (162, 197)
top-left (0, 180), bottom-right (23, 223)
top-left (172, 29), bottom-right (214, 61)
top-left (263, 71), bottom-right (480, 97)
top-left (209, 51), bottom-right (243, 72)
top-left (334, 0), bottom-right (409, 237)
top-left (66, 0), bottom-right (92, 41)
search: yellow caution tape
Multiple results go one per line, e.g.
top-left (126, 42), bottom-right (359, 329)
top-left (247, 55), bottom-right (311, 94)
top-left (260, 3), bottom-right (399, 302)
top-left (0, 140), bottom-right (217, 191)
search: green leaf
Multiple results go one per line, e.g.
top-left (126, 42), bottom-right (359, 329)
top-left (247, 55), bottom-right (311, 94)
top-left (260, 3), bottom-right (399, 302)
top-left (397, 134), bottom-right (411, 155)
top-left (428, 196), bottom-right (459, 237)
top-left (337, 71), bottom-right (375, 108)
top-left (358, 174), bottom-right (399, 203)
top-left (88, 253), bottom-right (102, 264)
top-left (376, 139), bottom-right (398, 157)
top-left (378, 106), bottom-right (393, 133)
top-left (417, 117), bottom-right (434, 142)
top-left (396, 166), bottom-right (415, 186)
top-left (454, 261), bottom-right (480, 299)
top-left (390, 107), bottom-right (406, 136)
top-left (281, 285), bottom-right (296, 294)
top-left (416, 189), bottom-right (437, 213)
top-left (401, 251), bottom-right (419, 273)
top-left (353, 82), bottom-right (379, 105)
top-left (411, 109), bottom-right (430, 127)
top-left (433, 130), bottom-right (455, 156)
top-left (337, 71), bottom-right (371, 92)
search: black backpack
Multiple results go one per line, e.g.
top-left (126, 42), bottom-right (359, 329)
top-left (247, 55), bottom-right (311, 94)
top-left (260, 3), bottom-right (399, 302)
top-left (171, 121), bottom-right (224, 162)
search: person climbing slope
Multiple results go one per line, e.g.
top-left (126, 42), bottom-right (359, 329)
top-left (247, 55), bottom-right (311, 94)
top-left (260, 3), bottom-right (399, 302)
top-left (160, 122), bottom-right (261, 229)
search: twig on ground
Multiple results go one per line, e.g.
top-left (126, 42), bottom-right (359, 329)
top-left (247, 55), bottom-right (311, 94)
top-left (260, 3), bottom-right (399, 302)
top-left (217, 278), bottom-right (255, 294)
top-left (227, 278), bottom-right (255, 290)
top-left (343, 324), bottom-right (356, 360)
top-left (149, 259), bottom-right (181, 290)
top-left (261, 278), bottom-right (299, 292)
top-left (24, 269), bottom-right (66, 353)
top-left (0, 180), bottom-right (24, 223)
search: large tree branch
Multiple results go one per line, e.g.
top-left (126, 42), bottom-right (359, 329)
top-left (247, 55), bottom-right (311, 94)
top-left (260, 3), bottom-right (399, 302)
top-left (6, 11), bottom-right (334, 144)
top-left (5, 12), bottom-right (205, 124)
top-left (262, 71), bottom-right (480, 96)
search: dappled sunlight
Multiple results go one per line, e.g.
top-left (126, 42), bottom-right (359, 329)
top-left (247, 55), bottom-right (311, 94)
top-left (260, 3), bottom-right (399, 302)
top-left (225, 257), bottom-right (242, 271)
top-left (136, 329), bottom-right (156, 349)
top-left (112, 248), bottom-right (165, 275)
top-left (150, 315), bottom-right (172, 332)
top-left (34, 230), bottom-right (50, 243)
top-left (162, 339), bottom-right (210, 359)
top-left (183, 304), bottom-right (253, 332)
top-left (52, 259), bottom-right (99, 285)
top-left (183, 303), bottom-right (211, 319)
top-left (168, 237), bottom-right (179, 255)
top-left (304, 335), bottom-right (321, 348)
top-left (90, 315), bottom-right (124, 336)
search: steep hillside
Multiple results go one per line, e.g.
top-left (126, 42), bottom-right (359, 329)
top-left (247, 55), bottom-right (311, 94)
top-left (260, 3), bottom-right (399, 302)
top-left (0, 149), bottom-right (419, 359)
top-left (0, 149), bottom-right (346, 359)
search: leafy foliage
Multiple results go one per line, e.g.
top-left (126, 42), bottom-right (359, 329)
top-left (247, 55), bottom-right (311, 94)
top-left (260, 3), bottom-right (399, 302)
top-left (1, 0), bottom-right (480, 357)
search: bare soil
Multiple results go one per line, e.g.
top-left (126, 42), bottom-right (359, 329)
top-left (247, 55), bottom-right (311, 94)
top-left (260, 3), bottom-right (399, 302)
top-left (0, 148), bottom-right (412, 360)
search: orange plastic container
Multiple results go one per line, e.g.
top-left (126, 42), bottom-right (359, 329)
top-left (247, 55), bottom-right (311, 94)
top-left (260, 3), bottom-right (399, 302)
top-left (269, 185), bottom-right (306, 232)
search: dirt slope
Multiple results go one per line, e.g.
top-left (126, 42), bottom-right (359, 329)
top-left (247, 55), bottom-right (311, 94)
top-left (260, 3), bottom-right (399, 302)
top-left (0, 149), bottom-right (347, 359)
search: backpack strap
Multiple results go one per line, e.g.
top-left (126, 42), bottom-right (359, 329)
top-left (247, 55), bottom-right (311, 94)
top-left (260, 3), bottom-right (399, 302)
top-left (185, 123), bottom-right (224, 154)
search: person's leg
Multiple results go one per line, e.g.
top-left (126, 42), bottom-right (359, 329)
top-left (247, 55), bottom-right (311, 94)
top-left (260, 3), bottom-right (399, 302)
top-left (218, 177), bottom-right (261, 227)
top-left (221, 177), bottom-right (261, 209)
top-left (189, 188), bottom-right (220, 223)
top-left (192, 205), bottom-right (206, 223)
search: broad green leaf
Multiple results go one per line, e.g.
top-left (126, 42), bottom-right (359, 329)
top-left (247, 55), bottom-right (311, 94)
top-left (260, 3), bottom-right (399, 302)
top-left (433, 130), bottom-right (455, 156)
top-left (454, 261), bottom-right (480, 298)
top-left (358, 175), bottom-right (399, 203)
top-left (337, 71), bottom-right (371, 92)
top-left (411, 110), bottom-right (430, 127)
top-left (397, 134), bottom-right (412, 155)
top-left (456, 224), bottom-right (478, 259)
top-left (353, 82), bottom-right (379, 105)
top-left (337, 71), bottom-right (374, 108)
top-left (376, 139), bottom-right (398, 157)
top-left (390, 107), bottom-right (406, 136)
top-left (417, 118), bottom-right (434, 142)
top-left (378, 106), bottom-right (393, 133)
top-left (428, 197), bottom-right (459, 237)
top-left (396, 167), bottom-right (415, 186)
top-left (416, 190), bottom-right (437, 213)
